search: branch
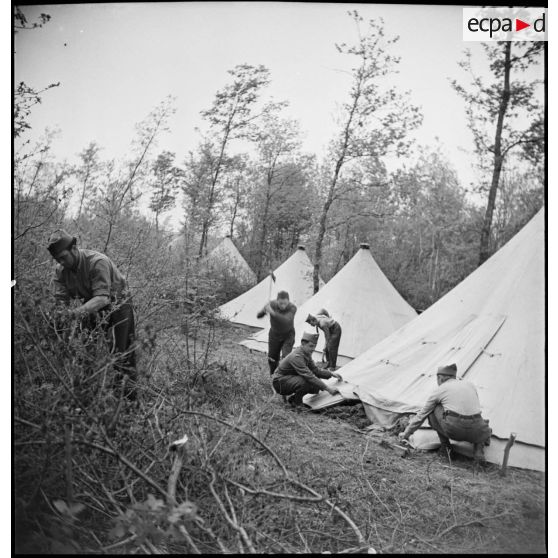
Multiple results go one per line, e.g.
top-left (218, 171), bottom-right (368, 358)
top-left (428, 512), bottom-right (511, 541)
top-left (501, 136), bottom-right (543, 157)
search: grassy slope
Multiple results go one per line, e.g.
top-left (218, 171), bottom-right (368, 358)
top-left (209, 323), bottom-right (546, 554)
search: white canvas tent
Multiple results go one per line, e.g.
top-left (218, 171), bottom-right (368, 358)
top-left (205, 235), bottom-right (257, 285)
top-left (218, 246), bottom-right (324, 328)
top-left (240, 243), bottom-right (417, 365)
top-left (304, 210), bottom-right (545, 471)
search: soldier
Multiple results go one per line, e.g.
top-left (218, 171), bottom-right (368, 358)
top-left (47, 229), bottom-right (137, 400)
top-left (257, 290), bottom-right (297, 375)
top-left (272, 331), bottom-right (343, 407)
top-left (305, 308), bottom-right (343, 370)
top-left (398, 363), bottom-right (492, 462)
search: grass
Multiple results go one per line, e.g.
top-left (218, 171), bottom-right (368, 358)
top-left (202, 322), bottom-right (547, 554)
top-left (14, 314), bottom-right (546, 554)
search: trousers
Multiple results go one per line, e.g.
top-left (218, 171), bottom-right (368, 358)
top-left (324, 322), bottom-right (342, 368)
top-left (99, 301), bottom-right (137, 399)
top-left (428, 404), bottom-right (491, 445)
top-left (267, 329), bottom-right (295, 374)
top-left (272, 374), bottom-right (320, 404)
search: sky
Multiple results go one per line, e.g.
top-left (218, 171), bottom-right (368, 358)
top-left (14, 2), bottom-right (545, 227)
top-left (4, 2), bottom-right (558, 536)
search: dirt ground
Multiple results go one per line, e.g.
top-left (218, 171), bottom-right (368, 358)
top-left (208, 322), bottom-right (547, 554)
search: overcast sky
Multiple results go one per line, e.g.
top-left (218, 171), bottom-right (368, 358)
top-left (15, 3), bottom-right (545, 200)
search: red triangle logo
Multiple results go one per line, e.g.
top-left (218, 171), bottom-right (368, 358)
top-left (516, 19), bottom-right (530, 31)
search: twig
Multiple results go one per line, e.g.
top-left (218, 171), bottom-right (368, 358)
top-left (178, 525), bottom-right (202, 554)
top-left (64, 420), bottom-right (74, 504)
top-left (101, 534), bottom-right (138, 551)
top-left (167, 443), bottom-right (186, 506)
top-left (208, 470), bottom-right (256, 554)
top-left (224, 477), bottom-right (323, 503)
top-left (73, 439), bottom-right (168, 499)
top-left (146, 389), bottom-right (366, 547)
top-left (428, 512), bottom-right (511, 541)
top-left (194, 517), bottom-right (231, 554)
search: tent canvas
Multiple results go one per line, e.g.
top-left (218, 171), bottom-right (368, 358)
top-left (218, 246), bottom-right (324, 328)
top-left (205, 235), bottom-right (257, 285)
top-left (304, 210), bottom-right (545, 471)
top-left (240, 244), bottom-right (417, 365)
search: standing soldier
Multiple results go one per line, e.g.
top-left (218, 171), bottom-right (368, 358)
top-left (47, 229), bottom-right (137, 400)
top-left (256, 290), bottom-right (297, 375)
top-left (272, 331), bottom-right (343, 407)
top-left (306, 309), bottom-right (343, 370)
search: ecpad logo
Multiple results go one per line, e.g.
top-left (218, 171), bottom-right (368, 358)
top-left (463, 8), bottom-right (547, 42)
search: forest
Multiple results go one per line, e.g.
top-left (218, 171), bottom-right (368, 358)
top-left (14, 7), bottom-right (545, 555)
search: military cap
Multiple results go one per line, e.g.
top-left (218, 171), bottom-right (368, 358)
top-left (301, 331), bottom-right (319, 344)
top-left (47, 229), bottom-right (76, 258)
top-left (436, 363), bottom-right (457, 377)
top-left (305, 313), bottom-right (316, 324)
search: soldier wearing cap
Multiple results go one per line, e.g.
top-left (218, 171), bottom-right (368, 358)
top-left (399, 363), bottom-right (492, 462)
top-left (272, 331), bottom-right (343, 407)
top-left (305, 308), bottom-right (343, 370)
top-left (256, 290), bottom-right (297, 375)
top-left (47, 229), bottom-right (137, 400)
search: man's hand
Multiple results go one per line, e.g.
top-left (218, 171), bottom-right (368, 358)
top-left (398, 432), bottom-right (409, 442)
top-left (256, 309), bottom-right (266, 319)
top-left (331, 372), bottom-right (343, 382)
top-left (327, 386), bottom-right (340, 396)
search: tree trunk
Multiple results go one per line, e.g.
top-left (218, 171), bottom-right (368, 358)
top-left (313, 198), bottom-right (332, 293)
top-left (198, 131), bottom-right (231, 257)
top-left (103, 221), bottom-right (113, 253)
top-left (312, 71), bottom-right (361, 293)
top-left (255, 169), bottom-right (275, 280)
top-left (479, 41), bottom-right (512, 265)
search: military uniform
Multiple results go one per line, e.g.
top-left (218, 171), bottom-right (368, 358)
top-left (309, 310), bottom-right (342, 369)
top-left (402, 364), bottom-right (491, 460)
top-left (48, 231), bottom-right (137, 399)
top-left (260, 299), bottom-right (297, 374)
top-left (272, 346), bottom-right (334, 405)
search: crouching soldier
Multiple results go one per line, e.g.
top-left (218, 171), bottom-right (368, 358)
top-left (305, 308), bottom-right (342, 370)
top-left (47, 229), bottom-right (138, 400)
top-left (398, 363), bottom-right (492, 462)
top-left (272, 331), bottom-right (343, 407)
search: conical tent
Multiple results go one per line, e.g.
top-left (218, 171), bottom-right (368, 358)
top-left (304, 210), bottom-right (545, 471)
top-left (205, 235), bottom-right (257, 285)
top-left (240, 243), bottom-right (417, 365)
top-left (218, 246), bottom-right (324, 328)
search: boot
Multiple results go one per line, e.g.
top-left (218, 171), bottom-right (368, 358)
top-left (473, 443), bottom-right (486, 464)
top-left (287, 393), bottom-right (303, 407)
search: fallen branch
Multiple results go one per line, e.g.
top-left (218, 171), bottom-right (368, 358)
top-left (73, 439), bottom-right (168, 499)
top-left (142, 388), bottom-right (367, 548)
top-left (428, 512), bottom-right (511, 541)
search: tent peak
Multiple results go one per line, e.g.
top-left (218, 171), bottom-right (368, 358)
top-left (297, 245), bottom-right (306, 251)
top-left (359, 243), bottom-right (370, 250)
top-left (225, 234), bottom-right (231, 238)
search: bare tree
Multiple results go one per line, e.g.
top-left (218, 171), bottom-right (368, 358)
top-left (196, 64), bottom-right (275, 256)
top-left (312, 11), bottom-right (422, 292)
top-left (451, 41), bottom-right (544, 265)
